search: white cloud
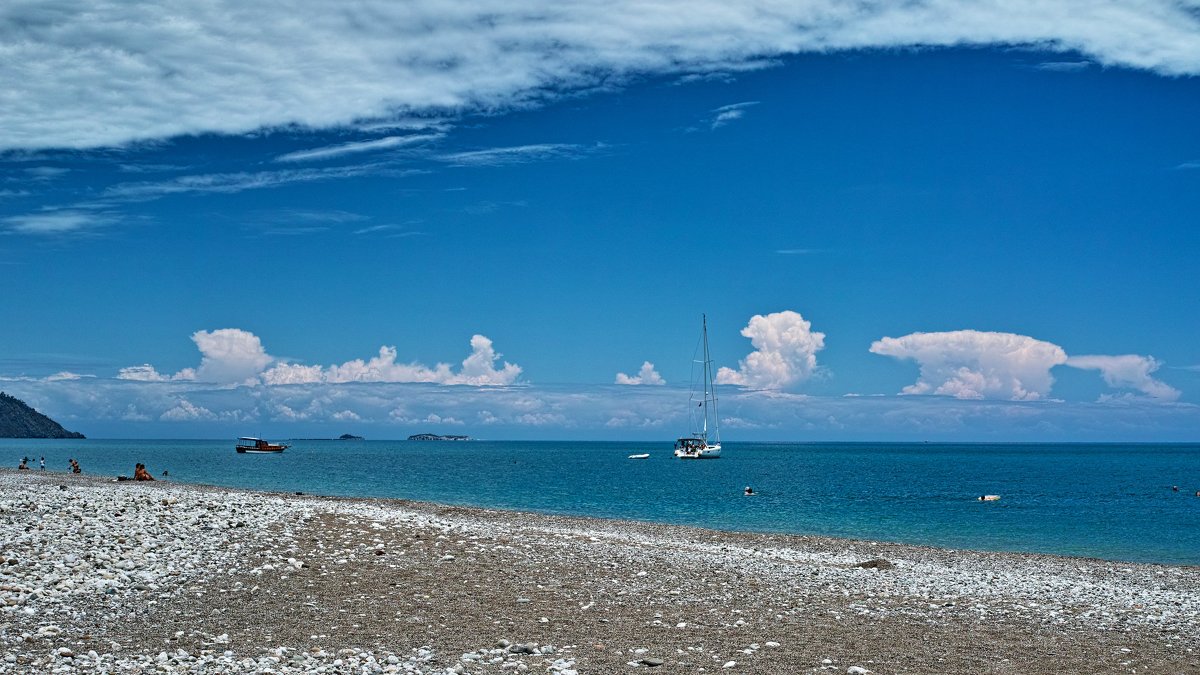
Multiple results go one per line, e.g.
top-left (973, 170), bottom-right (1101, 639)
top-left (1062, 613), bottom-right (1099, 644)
top-left (274, 134), bottom-right (443, 163)
top-left (870, 330), bottom-right (1068, 400)
top-left (25, 167), bottom-right (70, 180)
top-left (160, 399), bottom-right (216, 421)
top-left (45, 371), bottom-right (84, 381)
top-left (103, 164), bottom-right (416, 201)
top-left (390, 411), bottom-right (465, 426)
top-left (4, 376), bottom-right (1197, 440)
top-left (119, 328), bottom-right (269, 385)
top-left (615, 361), bottom-right (666, 385)
top-left (710, 101), bottom-right (759, 129)
top-left (191, 329), bottom-right (274, 385)
top-left (1066, 354), bottom-right (1181, 401)
top-left (1035, 60), bottom-right (1092, 72)
top-left (117, 364), bottom-right (196, 382)
top-left (716, 310), bottom-right (826, 389)
top-left (12, 0), bottom-right (1196, 151)
top-left (437, 144), bottom-right (587, 167)
top-left (3, 210), bottom-right (112, 235)
top-left (261, 334), bottom-right (521, 386)
top-left (122, 327), bottom-right (520, 387)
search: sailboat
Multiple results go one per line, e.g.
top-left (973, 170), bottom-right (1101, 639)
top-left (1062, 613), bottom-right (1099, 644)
top-left (674, 314), bottom-right (722, 459)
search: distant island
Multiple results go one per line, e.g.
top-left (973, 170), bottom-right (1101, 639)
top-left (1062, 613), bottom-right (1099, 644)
top-left (407, 433), bottom-right (471, 441)
top-left (0, 392), bottom-right (86, 439)
top-left (290, 433), bottom-right (365, 441)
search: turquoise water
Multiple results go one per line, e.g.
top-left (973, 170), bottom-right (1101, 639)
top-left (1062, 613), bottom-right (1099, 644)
top-left (3, 439), bottom-right (1198, 565)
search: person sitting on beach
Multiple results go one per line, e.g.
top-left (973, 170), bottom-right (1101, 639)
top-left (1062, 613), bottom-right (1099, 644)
top-left (18, 458), bottom-right (29, 470)
top-left (133, 463), bottom-right (155, 481)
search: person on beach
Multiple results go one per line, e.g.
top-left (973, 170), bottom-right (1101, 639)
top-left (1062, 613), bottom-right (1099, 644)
top-left (133, 463), bottom-right (155, 481)
top-left (69, 459), bottom-right (81, 474)
top-left (39, 456), bottom-right (45, 470)
top-left (18, 458), bottom-right (29, 470)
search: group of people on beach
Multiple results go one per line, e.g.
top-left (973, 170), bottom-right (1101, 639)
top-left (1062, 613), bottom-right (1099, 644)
top-left (116, 462), bottom-right (160, 482)
top-left (13, 456), bottom-right (172, 482)
top-left (16, 456), bottom-right (46, 471)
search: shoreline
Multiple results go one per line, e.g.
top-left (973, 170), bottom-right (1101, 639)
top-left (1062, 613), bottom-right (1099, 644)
top-left (2, 469), bottom-right (1198, 673)
top-left (11, 466), bottom-right (1198, 570)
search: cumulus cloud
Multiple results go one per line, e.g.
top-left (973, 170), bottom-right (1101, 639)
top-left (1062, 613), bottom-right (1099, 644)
top-left (160, 398), bottom-right (216, 421)
top-left (6, 1), bottom-right (1200, 151)
top-left (117, 364), bottom-right (196, 382)
top-left (191, 329), bottom-right (274, 385)
top-left (7, 376), bottom-right (1196, 440)
top-left (870, 330), bottom-right (1069, 400)
top-left (45, 371), bottom-right (85, 381)
top-left (615, 361), bottom-right (666, 385)
top-left (118, 330), bottom-right (268, 385)
top-left (120, 328), bottom-right (522, 388)
top-left (261, 335), bottom-right (521, 386)
top-left (1066, 354), bottom-right (1181, 401)
top-left (716, 311), bottom-right (826, 389)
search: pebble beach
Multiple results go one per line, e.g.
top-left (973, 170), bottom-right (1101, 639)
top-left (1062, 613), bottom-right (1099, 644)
top-left (1, 468), bottom-right (1197, 674)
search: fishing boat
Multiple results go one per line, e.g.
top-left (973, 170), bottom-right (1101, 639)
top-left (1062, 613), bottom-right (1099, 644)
top-left (674, 314), bottom-right (722, 460)
top-left (628, 453), bottom-right (650, 459)
top-left (235, 437), bottom-right (289, 454)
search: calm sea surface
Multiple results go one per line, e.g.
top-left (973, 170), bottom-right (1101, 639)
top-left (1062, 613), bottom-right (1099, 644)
top-left (3, 439), bottom-right (1198, 565)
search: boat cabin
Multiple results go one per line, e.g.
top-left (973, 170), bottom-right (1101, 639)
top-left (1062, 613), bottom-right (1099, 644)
top-left (675, 437), bottom-right (710, 451)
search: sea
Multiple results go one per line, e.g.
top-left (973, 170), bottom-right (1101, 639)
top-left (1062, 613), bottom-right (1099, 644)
top-left (3, 439), bottom-right (1198, 566)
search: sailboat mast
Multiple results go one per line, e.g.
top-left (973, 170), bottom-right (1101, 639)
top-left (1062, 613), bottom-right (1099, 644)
top-left (701, 315), bottom-right (709, 438)
top-left (703, 314), bottom-right (720, 444)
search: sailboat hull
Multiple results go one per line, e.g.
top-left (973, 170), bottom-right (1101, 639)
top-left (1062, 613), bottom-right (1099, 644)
top-left (674, 443), bottom-right (721, 459)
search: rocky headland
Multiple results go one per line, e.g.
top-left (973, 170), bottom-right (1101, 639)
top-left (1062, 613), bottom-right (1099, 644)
top-left (0, 392), bottom-right (85, 439)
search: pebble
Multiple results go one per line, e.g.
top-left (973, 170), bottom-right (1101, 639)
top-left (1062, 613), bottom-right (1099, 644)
top-left (2, 470), bottom-right (1198, 673)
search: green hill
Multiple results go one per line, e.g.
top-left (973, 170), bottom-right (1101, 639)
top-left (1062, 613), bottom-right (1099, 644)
top-left (0, 392), bottom-right (85, 439)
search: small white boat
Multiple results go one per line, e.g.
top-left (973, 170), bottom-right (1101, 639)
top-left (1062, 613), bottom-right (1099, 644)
top-left (675, 314), bottom-right (722, 460)
top-left (628, 453), bottom-right (650, 459)
top-left (978, 494), bottom-right (1001, 501)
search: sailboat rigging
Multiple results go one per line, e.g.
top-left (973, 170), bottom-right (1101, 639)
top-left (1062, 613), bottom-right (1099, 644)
top-left (674, 314), bottom-right (722, 459)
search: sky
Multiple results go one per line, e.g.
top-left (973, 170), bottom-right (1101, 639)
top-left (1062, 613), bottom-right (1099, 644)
top-left (1, 0), bottom-right (1199, 441)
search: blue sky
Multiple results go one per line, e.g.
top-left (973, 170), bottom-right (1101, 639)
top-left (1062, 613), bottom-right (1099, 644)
top-left (2, 1), bottom-right (1199, 440)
